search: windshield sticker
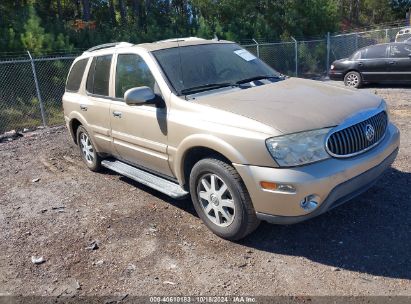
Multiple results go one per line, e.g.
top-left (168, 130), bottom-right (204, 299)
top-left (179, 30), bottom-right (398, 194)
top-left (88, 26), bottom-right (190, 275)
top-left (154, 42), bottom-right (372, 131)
top-left (234, 49), bottom-right (256, 61)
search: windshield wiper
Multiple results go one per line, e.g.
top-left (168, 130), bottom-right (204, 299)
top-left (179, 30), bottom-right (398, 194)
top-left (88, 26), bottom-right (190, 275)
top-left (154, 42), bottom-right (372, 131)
top-left (180, 82), bottom-right (236, 95)
top-left (235, 75), bottom-right (281, 84)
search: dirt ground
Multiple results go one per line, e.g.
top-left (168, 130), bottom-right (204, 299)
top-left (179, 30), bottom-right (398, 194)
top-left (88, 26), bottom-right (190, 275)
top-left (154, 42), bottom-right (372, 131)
top-left (0, 83), bottom-right (410, 298)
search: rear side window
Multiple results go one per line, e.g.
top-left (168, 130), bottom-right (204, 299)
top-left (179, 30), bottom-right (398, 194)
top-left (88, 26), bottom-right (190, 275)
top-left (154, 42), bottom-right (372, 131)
top-left (362, 45), bottom-right (387, 59)
top-left (66, 59), bottom-right (88, 92)
top-left (350, 51), bottom-right (361, 60)
top-left (390, 44), bottom-right (411, 58)
top-left (86, 55), bottom-right (112, 96)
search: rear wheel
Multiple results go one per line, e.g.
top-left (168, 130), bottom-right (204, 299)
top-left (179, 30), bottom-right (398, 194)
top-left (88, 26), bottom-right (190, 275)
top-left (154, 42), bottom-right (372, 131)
top-left (344, 71), bottom-right (362, 88)
top-left (76, 126), bottom-right (101, 172)
top-left (189, 158), bottom-right (260, 240)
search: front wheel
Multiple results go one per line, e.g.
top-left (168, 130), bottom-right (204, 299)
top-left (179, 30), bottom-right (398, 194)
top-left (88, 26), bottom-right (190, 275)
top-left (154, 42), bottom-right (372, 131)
top-left (189, 158), bottom-right (260, 240)
top-left (344, 71), bottom-right (362, 88)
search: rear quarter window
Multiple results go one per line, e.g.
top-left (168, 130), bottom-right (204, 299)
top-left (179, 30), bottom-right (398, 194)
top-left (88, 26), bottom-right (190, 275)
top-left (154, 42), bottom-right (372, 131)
top-left (66, 59), bottom-right (88, 92)
top-left (350, 51), bottom-right (361, 60)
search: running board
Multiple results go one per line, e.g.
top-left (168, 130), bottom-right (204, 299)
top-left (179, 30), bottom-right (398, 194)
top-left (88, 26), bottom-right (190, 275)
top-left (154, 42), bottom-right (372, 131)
top-left (101, 159), bottom-right (189, 199)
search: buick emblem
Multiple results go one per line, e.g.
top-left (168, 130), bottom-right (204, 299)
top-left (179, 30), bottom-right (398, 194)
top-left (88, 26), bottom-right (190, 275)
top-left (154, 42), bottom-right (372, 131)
top-left (365, 124), bottom-right (375, 142)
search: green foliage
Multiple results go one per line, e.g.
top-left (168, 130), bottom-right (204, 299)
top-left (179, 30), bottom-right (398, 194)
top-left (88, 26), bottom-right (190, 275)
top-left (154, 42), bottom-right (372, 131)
top-left (0, 0), bottom-right (406, 55)
top-left (20, 6), bottom-right (48, 54)
top-left (19, 5), bottom-right (73, 55)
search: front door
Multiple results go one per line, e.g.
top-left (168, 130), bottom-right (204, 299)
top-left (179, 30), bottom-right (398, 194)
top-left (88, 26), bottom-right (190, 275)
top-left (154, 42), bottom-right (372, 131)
top-left (109, 53), bottom-right (172, 177)
top-left (387, 43), bottom-right (411, 82)
top-left (358, 44), bottom-right (389, 82)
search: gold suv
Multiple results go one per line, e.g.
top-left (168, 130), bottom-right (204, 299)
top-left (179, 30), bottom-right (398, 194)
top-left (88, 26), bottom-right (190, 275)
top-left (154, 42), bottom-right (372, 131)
top-left (63, 38), bottom-right (400, 240)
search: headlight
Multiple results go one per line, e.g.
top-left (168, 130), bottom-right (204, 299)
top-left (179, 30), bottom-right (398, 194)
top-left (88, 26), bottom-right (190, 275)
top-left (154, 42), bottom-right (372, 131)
top-left (266, 128), bottom-right (332, 167)
top-left (330, 64), bottom-right (335, 70)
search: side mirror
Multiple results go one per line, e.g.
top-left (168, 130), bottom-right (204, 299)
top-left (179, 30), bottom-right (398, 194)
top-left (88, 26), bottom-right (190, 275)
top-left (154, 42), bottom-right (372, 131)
top-left (124, 87), bottom-right (155, 105)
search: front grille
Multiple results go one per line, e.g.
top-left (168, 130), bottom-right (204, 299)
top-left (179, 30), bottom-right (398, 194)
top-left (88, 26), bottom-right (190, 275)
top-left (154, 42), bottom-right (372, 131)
top-left (326, 111), bottom-right (388, 157)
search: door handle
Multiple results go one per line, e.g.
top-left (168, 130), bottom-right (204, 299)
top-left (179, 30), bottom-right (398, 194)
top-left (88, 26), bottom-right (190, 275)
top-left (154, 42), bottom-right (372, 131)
top-left (80, 104), bottom-right (88, 111)
top-left (113, 111), bottom-right (122, 118)
top-left (388, 61), bottom-right (395, 65)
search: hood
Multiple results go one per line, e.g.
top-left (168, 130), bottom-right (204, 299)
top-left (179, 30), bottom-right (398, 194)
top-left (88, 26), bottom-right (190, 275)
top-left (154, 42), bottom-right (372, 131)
top-left (194, 78), bottom-right (382, 134)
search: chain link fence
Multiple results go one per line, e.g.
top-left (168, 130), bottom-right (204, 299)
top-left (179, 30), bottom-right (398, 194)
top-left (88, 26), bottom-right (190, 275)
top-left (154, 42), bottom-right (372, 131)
top-left (0, 54), bottom-right (75, 133)
top-left (243, 26), bottom-right (405, 78)
top-left (0, 25), bottom-right (408, 133)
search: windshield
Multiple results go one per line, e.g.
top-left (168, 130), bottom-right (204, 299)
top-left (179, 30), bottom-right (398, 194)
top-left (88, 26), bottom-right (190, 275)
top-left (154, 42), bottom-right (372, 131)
top-left (152, 43), bottom-right (280, 95)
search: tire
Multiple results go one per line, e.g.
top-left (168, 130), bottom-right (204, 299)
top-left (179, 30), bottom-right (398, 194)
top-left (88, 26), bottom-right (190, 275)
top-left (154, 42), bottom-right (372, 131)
top-left (189, 158), bottom-right (260, 240)
top-left (76, 125), bottom-right (101, 172)
top-left (344, 71), bottom-right (362, 88)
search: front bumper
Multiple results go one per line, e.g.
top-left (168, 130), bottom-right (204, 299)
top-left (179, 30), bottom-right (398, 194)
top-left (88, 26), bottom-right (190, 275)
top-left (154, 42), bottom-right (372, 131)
top-left (233, 123), bottom-right (400, 224)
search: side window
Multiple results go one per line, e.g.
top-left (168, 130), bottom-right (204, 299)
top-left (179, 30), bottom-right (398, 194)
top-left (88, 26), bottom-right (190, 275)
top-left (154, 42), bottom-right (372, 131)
top-left (389, 44), bottom-right (411, 58)
top-left (362, 45), bottom-right (387, 59)
top-left (86, 55), bottom-right (112, 96)
top-left (66, 59), bottom-right (88, 92)
top-left (115, 54), bottom-right (155, 98)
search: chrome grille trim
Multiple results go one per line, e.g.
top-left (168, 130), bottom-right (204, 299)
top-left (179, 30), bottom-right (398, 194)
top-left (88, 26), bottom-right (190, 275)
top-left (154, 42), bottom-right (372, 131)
top-left (326, 110), bottom-right (388, 158)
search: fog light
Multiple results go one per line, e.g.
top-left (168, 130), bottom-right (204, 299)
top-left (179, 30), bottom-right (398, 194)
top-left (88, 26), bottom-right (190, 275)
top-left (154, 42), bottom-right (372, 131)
top-left (260, 181), bottom-right (296, 193)
top-left (300, 195), bottom-right (319, 212)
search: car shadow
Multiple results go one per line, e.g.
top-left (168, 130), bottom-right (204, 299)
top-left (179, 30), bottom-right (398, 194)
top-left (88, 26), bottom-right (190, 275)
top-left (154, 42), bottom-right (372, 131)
top-left (360, 83), bottom-right (411, 89)
top-left (109, 167), bottom-right (410, 280)
top-left (241, 167), bottom-right (411, 280)
top-left (115, 174), bottom-right (197, 217)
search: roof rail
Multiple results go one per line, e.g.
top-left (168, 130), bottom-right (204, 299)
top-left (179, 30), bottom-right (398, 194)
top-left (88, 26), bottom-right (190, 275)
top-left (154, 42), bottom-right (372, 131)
top-left (84, 42), bottom-right (133, 53)
top-left (155, 37), bottom-right (205, 43)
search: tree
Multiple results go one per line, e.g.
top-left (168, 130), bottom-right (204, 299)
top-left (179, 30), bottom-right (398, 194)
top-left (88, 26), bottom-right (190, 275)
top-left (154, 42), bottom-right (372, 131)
top-left (20, 6), bottom-right (48, 54)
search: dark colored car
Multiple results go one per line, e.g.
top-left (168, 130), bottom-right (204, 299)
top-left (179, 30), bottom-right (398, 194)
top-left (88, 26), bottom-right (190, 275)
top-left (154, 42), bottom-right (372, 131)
top-left (329, 42), bottom-right (411, 88)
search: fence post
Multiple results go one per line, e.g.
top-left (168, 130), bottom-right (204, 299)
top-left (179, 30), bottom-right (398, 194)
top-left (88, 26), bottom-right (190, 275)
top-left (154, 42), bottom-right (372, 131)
top-left (291, 36), bottom-right (298, 77)
top-left (385, 29), bottom-right (389, 42)
top-left (252, 38), bottom-right (260, 58)
top-left (355, 32), bottom-right (359, 50)
top-left (326, 32), bottom-right (330, 74)
top-left (27, 50), bottom-right (47, 127)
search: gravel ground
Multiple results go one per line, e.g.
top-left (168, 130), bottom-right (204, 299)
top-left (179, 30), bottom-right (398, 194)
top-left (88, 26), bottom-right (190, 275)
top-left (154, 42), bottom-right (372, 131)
top-left (0, 84), bottom-right (410, 298)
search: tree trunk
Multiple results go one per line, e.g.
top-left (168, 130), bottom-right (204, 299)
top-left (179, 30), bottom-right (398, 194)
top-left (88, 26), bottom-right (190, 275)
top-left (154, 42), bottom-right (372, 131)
top-left (81, 0), bottom-right (90, 21)
top-left (75, 0), bottom-right (81, 19)
top-left (56, 0), bottom-right (62, 19)
top-left (109, 0), bottom-right (116, 25)
top-left (131, 0), bottom-right (139, 20)
top-left (119, 0), bottom-right (127, 25)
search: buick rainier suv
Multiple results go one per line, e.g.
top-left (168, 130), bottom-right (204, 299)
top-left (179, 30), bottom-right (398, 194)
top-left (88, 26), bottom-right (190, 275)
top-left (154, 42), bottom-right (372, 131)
top-left (63, 38), bottom-right (400, 240)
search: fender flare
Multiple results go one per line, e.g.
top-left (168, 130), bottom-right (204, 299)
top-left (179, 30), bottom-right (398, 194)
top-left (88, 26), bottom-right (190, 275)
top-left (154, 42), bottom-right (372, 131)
top-left (173, 134), bottom-right (247, 183)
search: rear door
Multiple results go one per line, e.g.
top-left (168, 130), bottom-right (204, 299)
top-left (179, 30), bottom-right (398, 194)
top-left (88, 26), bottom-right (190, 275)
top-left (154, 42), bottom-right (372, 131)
top-left (82, 54), bottom-right (114, 153)
top-left (387, 43), bottom-right (411, 82)
top-left (358, 44), bottom-right (389, 82)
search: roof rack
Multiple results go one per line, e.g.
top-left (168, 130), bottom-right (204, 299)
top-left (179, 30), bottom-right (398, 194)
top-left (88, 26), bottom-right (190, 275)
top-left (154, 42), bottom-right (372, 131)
top-left (155, 37), bottom-right (205, 43)
top-left (84, 42), bottom-right (133, 53)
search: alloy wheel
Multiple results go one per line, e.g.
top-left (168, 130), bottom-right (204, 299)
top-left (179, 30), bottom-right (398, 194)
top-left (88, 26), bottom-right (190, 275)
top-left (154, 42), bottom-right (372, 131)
top-left (197, 173), bottom-right (235, 227)
top-left (346, 73), bottom-right (359, 87)
top-left (79, 132), bottom-right (95, 165)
